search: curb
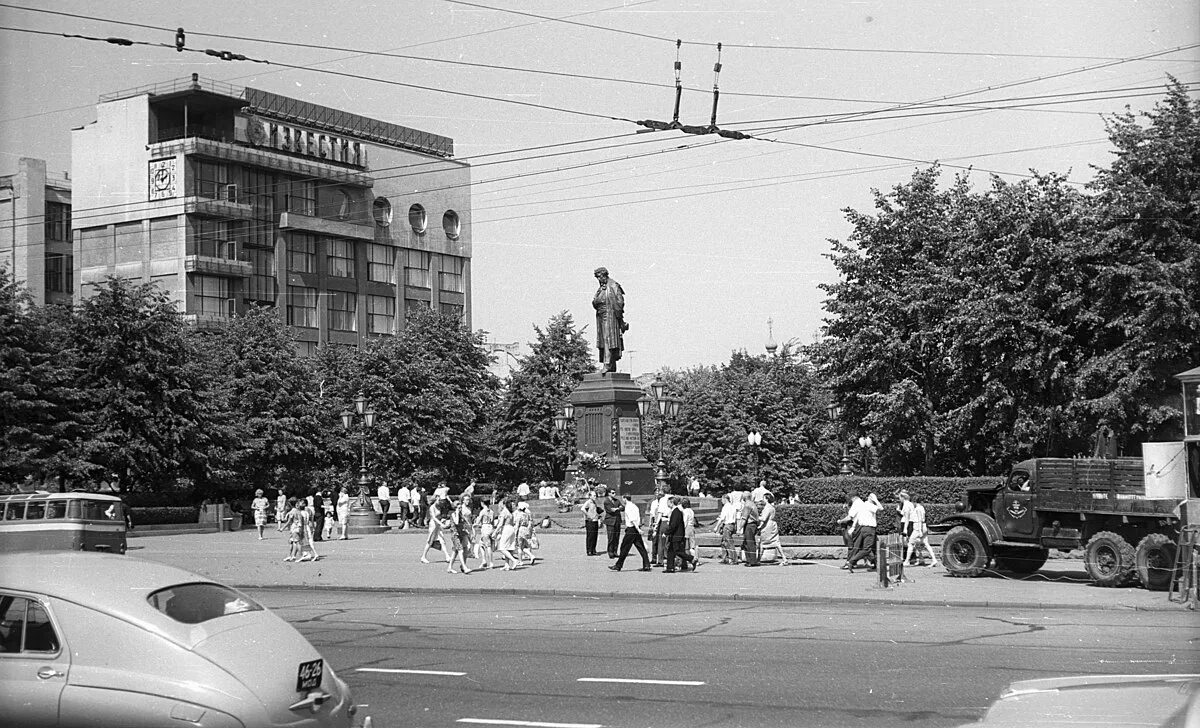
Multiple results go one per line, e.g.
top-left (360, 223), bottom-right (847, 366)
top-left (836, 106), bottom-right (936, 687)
top-left (229, 583), bottom-right (1184, 612)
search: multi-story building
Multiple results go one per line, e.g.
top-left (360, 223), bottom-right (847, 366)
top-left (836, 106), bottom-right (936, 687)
top-left (0, 157), bottom-right (74, 306)
top-left (71, 74), bottom-right (471, 352)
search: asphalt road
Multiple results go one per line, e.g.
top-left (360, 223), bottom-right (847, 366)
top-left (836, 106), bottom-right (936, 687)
top-left (250, 589), bottom-right (1200, 728)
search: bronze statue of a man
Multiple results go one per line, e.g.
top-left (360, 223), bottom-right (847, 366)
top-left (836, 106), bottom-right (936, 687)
top-left (592, 267), bottom-right (627, 373)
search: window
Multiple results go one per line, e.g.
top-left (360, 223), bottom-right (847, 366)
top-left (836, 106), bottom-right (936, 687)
top-left (408, 203), bottom-right (427, 233)
top-left (191, 219), bottom-right (229, 258)
top-left (442, 209), bottom-right (460, 239)
top-left (246, 249), bottom-right (277, 303)
top-left (193, 275), bottom-right (232, 317)
top-left (287, 233), bottom-right (316, 274)
top-left (367, 295), bottom-right (395, 334)
top-left (241, 169), bottom-right (275, 249)
top-left (4, 503), bottom-right (23, 520)
top-left (404, 249), bottom-right (430, 288)
top-left (44, 253), bottom-right (72, 294)
top-left (372, 197), bottom-right (392, 227)
top-left (326, 239), bottom-right (355, 278)
top-left (439, 302), bottom-right (464, 319)
top-left (45, 201), bottom-right (71, 241)
top-left (287, 179), bottom-right (316, 216)
top-left (0, 596), bottom-right (60, 653)
top-left (45, 501), bottom-right (67, 519)
top-left (25, 502), bottom-right (45, 520)
top-left (440, 256), bottom-right (465, 294)
top-left (148, 583), bottom-right (262, 624)
top-left (195, 161), bottom-right (229, 199)
top-left (367, 244), bottom-right (394, 283)
top-left (328, 291), bottom-right (357, 332)
top-left (287, 286), bottom-right (318, 328)
top-left (405, 298), bottom-right (430, 320)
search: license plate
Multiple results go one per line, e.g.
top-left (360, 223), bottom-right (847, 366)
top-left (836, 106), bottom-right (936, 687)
top-left (296, 659), bottom-right (323, 691)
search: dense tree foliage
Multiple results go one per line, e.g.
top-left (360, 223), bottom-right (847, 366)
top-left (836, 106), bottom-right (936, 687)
top-left (495, 311), bottom-right (594, 482)
top-left (813, 81), bottom-right (1199, 475)
top-left (663, 345), bottom-right (833, 491)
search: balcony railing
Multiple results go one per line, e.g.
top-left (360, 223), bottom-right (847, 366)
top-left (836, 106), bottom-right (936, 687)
top-left (155, 125), bottom-right (233, 144)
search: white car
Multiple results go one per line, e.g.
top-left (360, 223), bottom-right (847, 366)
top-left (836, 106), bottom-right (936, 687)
top-left (963, 673), bottom-right (1199, 728)
top-left (0, 551), bottom-right (365, 727)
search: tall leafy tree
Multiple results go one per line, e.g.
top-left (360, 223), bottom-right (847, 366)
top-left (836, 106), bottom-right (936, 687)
top-left (496, 311), bottom-right (594, 481)
top-left (1078, 78), bottom-right (1200, 443)
top-left (68, 277), bottom-right (225, 491)
top-left (201, 306), bottom-right (324, 494)
top-left (329, 308), bottom-right (500, 483)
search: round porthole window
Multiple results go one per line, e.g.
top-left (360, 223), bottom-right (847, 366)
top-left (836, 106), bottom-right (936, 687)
top-left (372, 197), bottom-right (392, 227)
top-left (408, 203), bottom-right (427, 233)
top-left (442, 210), bottom-right (460, 240)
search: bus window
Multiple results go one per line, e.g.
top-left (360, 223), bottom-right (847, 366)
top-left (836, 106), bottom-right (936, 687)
top-left (4, 504), bottom-right (23, 520)
top-left (66, 500), bottom-right (81, 519)
top-left (25, 502), bottom-right (46, 520)
top-left (81, 501), bottom-right (106, 520)
top-left (45, 501), bottom-right (67, 519)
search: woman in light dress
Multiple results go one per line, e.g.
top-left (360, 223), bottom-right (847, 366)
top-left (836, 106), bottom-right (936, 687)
top-left (444, 497), bottom-right (473, 575)
top-left (420, 497), bottom-right (453, 564)
top-left (335, 486), bottom-right (351, 540)
top-left (494, 498), bottom-right (520, 570)
top-left (514, 501), bottom-right (537, 566)
top-left (757, 492), bottom-right (790, 565)
top-left (473, 497), bottom-right (497, 568)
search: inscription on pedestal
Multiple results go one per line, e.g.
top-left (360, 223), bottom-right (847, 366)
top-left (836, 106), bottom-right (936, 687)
top-left (618, 417), bottom-right (643, 456)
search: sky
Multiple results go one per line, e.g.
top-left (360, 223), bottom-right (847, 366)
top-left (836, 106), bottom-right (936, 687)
top-left (2, 1), bottom-right (1197, 376)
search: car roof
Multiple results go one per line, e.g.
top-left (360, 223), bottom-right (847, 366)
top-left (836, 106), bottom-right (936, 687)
top-left (0, 551), bottom-right (232, 646)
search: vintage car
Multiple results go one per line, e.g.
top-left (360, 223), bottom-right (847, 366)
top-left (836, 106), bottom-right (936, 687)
top-left (962, 673), bottom-right (1199, 727)
top-left (0, 551), bottom-right (364, 727)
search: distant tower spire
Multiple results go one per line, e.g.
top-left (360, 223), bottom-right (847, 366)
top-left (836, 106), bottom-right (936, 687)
top-left (765, 317), bottom-right (778, 355)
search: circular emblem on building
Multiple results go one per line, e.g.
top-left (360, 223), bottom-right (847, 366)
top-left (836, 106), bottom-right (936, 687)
top-left (603, 405), bottom-right (614, 416)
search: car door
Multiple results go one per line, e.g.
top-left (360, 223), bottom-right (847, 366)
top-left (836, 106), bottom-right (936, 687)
top-left (0, 593), bottom-right (71, 726)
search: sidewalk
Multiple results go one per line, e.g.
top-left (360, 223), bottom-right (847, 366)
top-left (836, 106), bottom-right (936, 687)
top-left (127, 528), bottom-right (1184, 612)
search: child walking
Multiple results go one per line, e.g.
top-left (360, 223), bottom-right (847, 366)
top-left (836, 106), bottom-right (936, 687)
top-left (281, 499), bottom-right (303, 562)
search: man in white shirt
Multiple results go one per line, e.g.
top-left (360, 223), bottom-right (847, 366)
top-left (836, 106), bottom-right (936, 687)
top-left (517, 481), bottom-right (531, 498)
top-left (609, 494), bottom-right (652, 572)
top-left (410, 486), bottom-right (426, 528)
top-left (845, 492), bottom-right (881, 572)
top-left (395, 483), bottom-right (411, 529)
top-left (751, 479), bottom-right (770, 503)
top-left (433, 483), bottom-right (450, 501)
top-left (376, 481), bottom-right (391, 528)
top-left (649, 489), bottom-right (673, 566)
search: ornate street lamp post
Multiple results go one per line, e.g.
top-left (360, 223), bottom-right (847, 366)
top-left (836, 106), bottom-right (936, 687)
top-left (640, 376), bottom-right (681, 492)
top-left (858, 435), bottom-right (873, 475)
top-left (747, 429), bottom-right (763, 483)
top-left (340, 393), bottom-right (383, 535)
top-left (826, 402), bottom-right (853, 475)
top-left (553, 402), bottom-right (575, 481)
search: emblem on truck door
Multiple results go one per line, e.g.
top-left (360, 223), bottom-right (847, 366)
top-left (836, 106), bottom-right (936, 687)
top-left (1007, 500), bottom-right (1028, 519)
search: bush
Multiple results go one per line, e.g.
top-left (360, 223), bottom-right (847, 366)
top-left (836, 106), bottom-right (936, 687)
top-left (775, 476), bottom-right (999, 505)
top-left (774, 503), bottom-right (958, 536)
top-left (130, 506), bottom-right (199, 525)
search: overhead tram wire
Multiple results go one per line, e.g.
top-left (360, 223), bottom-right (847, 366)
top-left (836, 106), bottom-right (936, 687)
top-left (440, 0), bottom-right (1199, 63)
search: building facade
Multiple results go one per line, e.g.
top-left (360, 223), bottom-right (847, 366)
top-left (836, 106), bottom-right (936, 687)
top-left (71, 75), bottom-right (471, 352)
top-left (0, 157), bottom-right (73, 306)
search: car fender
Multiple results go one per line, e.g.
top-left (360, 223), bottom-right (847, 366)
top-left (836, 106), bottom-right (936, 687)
top-left (934, 512), bottom-right (1002, 544)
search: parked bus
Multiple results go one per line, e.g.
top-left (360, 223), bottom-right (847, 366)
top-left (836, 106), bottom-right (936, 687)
top-left (0, 492), bottom-right (127, 554)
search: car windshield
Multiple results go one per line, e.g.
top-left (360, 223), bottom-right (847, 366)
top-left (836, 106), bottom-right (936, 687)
top-left (147, 583), bottom-right (263, 624)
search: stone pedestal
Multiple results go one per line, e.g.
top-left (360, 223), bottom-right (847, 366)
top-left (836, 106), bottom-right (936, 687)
top-left (566, 373), bottom-right (656, 495)
top-left (346, 481), bottom-right (387, 536)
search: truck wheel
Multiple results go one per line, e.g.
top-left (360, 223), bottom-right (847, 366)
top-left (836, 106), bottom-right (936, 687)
top-left (1134, 533), bottom-right (1178, 591)
top-left (941, 525), bottom-right (990, 577)
top-left (993, 547), bottom-right (1048, 575)
top-left (1084, 531), bottom-right (1136, 587)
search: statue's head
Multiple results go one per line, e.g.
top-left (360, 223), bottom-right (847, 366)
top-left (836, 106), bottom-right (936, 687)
top-left (594, 266), bottom-right (609, 282)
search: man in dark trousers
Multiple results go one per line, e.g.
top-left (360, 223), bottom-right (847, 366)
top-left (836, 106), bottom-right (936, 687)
top-left (609, 494), bottom-right (652, 572)
top-left (601, 486), bottom-right (623, 558)
top-left (664, 496), bottom-right (696, 572)
top-left (740, 494), bottom-right (760, 566)
top-left (580, 489), bottom-right (601, 555)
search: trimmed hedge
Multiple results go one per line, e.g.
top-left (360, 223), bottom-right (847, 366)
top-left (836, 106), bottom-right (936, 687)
top-left (130, 506), bottom-right (199, 525)
top-left (774, 503), bottom-right (957, 537)
top-left (777, 476), bottom-right (998, 506)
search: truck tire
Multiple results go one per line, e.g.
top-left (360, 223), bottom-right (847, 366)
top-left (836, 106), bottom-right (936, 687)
top-left (941, 525), bottom-right (990, 578)
top-left (1084, 531), bottom-right (1136, 587)
top-left (993, 547), bottom-right (1048, 575)
top-left (1134, 533), bottom-right (1178, 591)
